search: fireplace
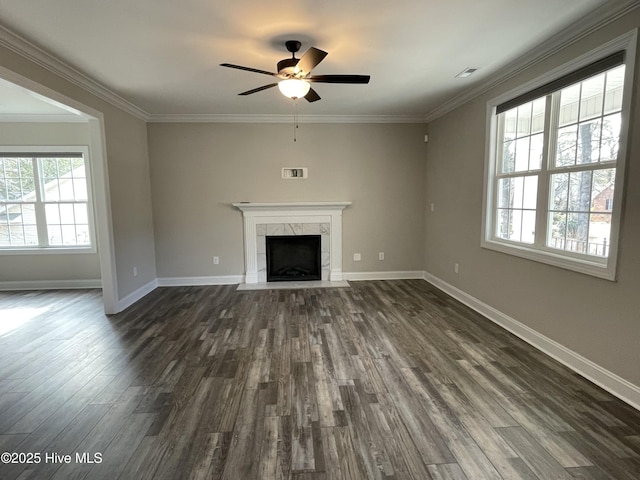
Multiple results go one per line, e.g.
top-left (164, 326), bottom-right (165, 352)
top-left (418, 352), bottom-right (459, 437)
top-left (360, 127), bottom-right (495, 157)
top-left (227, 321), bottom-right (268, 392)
top-left (232, 202), bottom-right (351, 284)
top-left (266, 235), bottom-right (321, 282)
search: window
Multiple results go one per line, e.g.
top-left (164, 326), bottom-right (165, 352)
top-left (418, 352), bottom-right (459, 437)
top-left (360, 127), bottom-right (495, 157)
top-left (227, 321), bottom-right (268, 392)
top-left (0, 148), bottom-right (94, 252)
top-left (483, 34), bottom-right (636, 280)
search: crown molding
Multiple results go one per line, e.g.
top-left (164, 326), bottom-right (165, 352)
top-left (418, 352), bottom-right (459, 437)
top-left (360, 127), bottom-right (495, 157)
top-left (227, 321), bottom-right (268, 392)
top-left (0, 24), bottom-right (150, 121)
top-left (147, 113), bottom-right (428, 124)
top-left (0, 113), bottom-right (87, 123)
top-left (424, 0), bottom-right (640, 123)
top-left (1, 0), bottom-right (636, 126)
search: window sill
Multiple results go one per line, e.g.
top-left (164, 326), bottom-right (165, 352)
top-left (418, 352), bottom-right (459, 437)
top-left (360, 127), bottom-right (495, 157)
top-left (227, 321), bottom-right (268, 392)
top-left (481, 238), bottom-right (615, 281)
top-left (0, 246), bottom-right (97, 256)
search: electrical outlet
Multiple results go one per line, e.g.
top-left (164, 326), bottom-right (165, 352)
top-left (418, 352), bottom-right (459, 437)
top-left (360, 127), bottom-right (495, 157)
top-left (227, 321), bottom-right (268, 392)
top-left (133, 266), bottom-right (138, 277)
top-left (213, 256), bottom-right (219, 265)
top-left (379, 252), bottom-right (385, 260)
top-left (430, 203), bottom-right (435, 212)
top-left (454, 263), bottom-right (459, 274)
top-left (353, 253), bottom-right (361, 262)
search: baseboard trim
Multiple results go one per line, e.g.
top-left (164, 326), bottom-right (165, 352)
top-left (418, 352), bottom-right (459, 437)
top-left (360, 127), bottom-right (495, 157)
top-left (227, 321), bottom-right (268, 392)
top-left (423, 271), bottom-right (640, 411)
top-left (157, 275), bottom-right (245, 287)
top-left (0, 279), bottom-right (102, 290)
top-left (343, 270), bottom-right (425, 281)
top-left (115, 279), bottom-right (158, 313)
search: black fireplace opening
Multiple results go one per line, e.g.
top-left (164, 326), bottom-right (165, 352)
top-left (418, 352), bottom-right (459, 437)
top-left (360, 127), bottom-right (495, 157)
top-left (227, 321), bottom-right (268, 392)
top-left (266, 235), bottom-right (321, 282)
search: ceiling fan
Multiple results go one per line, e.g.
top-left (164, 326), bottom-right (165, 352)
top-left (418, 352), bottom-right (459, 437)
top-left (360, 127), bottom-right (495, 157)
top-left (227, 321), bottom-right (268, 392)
top-left (220, 40), bottom-right (370, 103)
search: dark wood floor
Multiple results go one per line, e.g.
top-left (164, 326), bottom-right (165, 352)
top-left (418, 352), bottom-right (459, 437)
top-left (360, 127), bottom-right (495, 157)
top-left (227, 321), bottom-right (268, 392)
top-left (0, 280), bottom-right (639, 479)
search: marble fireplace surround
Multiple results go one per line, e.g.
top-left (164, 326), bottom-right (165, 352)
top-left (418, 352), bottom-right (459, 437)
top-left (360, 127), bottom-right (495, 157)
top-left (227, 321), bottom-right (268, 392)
top-left (232, 202), bottom-right (351, 284)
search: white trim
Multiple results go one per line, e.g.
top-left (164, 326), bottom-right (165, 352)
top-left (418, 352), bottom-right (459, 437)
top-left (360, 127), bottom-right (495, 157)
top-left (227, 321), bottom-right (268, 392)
top-left (343, 270), bottom-right (425, 281)
top-left (423, 271), bottom-right (640, 411)
top-left (157, 275), bottom-right (244, 287)
top-left (425, 1), bottom-right (640, 122)
top-left (0, 114), bottom-right (86, 123)
top-left (147, 114), bottom-right (428, 124)
top-left (115, 278), bottom-right (158, 312)
top-left (0, 278), bottom-right (102, 290)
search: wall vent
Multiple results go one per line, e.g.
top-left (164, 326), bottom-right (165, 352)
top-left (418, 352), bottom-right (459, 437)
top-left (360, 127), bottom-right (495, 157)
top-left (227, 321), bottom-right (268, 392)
top-left (282, 167), bottom-right (308, 179)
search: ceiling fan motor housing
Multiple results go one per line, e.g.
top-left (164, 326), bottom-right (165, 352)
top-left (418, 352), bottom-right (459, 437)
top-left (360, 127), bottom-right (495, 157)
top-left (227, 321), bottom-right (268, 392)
top-left (277, 58), bottom-right (299, 76)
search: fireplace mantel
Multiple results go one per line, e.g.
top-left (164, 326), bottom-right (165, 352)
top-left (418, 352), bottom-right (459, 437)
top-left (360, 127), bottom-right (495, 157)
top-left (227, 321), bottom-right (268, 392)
top-left (232, 202), bottom-right (351, 284)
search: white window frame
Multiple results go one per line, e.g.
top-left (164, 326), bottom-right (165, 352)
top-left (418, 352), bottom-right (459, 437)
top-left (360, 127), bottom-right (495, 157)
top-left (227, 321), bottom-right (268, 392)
top-left (481, 30), bottom-right (637, 280)
top-left (0, 145), bottom-right (96, 255)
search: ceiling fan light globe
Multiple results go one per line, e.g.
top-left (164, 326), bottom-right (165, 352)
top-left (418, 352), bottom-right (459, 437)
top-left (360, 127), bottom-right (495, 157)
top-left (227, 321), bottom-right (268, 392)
top-left (278, 79), bottom-right (310, 99)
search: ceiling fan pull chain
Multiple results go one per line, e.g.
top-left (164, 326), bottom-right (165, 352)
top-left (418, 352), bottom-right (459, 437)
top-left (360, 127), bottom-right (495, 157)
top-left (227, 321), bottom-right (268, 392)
top-left (293, 99), bottom-right (299, 142)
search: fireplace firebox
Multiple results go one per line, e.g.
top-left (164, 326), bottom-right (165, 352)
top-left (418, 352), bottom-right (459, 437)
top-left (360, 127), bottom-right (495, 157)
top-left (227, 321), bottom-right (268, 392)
top-left (266, 235), bottom-right (321, 282)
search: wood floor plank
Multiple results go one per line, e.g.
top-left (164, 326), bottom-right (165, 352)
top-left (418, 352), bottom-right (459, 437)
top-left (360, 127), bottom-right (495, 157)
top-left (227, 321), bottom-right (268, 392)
top-left (1, 282), bottom-right (640, 479)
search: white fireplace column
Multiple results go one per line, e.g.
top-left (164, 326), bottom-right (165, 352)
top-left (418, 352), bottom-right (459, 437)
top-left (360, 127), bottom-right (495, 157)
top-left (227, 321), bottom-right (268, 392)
top-left (232, 202), bottom-right (351, 284)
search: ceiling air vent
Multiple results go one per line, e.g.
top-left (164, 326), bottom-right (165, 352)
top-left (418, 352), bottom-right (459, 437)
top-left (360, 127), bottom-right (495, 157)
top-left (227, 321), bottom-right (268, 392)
top-left (455, 67), bottom-right (479, 78)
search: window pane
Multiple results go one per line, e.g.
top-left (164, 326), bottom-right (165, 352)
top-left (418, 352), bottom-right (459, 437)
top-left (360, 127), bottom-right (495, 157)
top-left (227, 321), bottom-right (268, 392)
top-left (550, 173), bottom-right (568, 211)
top-left (45, 203), bottom-right (61, 224)
top-left (498, 179), bottom-right (509, 208)
top-left (568, 171), bottom-right (593, 212)
top-left (523, 176), bottom-right (538, 209)
top-left (43, 178), bottom-right (61, 201)
top-left (61, 225), bottom-right (77, 245)
top-left (521, 210), bottom-right (536, 244)
top-left (498, 177), bottom-right (525, 209)
top-left (74, 204), bottom-right (88, 224)
top-left (73, 179), bottom-right (88, 201)
top-left (529, 133), bottom-right (544, 170)
top-left (559, 84), bottom-right (580, 126)
top-left (497, 209), bottom-right (511, 239)
top-left (576, 119), bottom-right (601, 164)
top-left (75, 224), bottom-right (91, 245)
top-left (517, 103), bottom-right (532, 136)
top-left (604, 65), bottom-right (625, 114)
top-left (566, 212), bottom-right (590, 253)
top-left (591, 169), bottom-right (615, 212)
top-left (556, 125), bottom-right (577, 166)
top-left (515, 137), bottom-right (530, 172)
top-left (600, 113), bottom-right (621, 161)
top-left (59, 203), bottom-right (75, 223)
top-left (47, 224), bottom-right (62, 245)
top-left (0, 204), bottom-right (37, 246)
top-left (1, 157), bottom-right (35, 202)
top-left (502, 140), bottom-right (515, 173)
top-left (503, 108), bottom-right (517, 141)
top-left (531, 98), bottom-right (546, 134)
top-left (510, 210), bottom-right (523, 242)
top-left (588, 213), bottom-right (611, 257)
top-left (579, 73), bottom-right (605, 121)
top-left (511, 177), bottom-right (524, 209)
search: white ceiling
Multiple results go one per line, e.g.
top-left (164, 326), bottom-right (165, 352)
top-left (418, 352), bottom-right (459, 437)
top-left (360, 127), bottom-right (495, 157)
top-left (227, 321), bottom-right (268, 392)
top-left (0, 77), bottom-right (83, 121)
top-left (0, 0), bottom-right (633, 120)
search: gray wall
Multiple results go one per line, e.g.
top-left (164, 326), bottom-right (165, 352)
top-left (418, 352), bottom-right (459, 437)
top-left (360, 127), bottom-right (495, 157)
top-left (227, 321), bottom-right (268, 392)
top-left (424, 12), bottom-right (640, 386)
top-left (147, 122), bottom-right (427, 278)
top-left (0, 122), bottom-right (100, 284)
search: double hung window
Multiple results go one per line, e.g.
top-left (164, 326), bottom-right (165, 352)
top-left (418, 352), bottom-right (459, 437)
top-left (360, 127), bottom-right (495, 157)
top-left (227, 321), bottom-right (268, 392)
top-left (0, 148), bottom-right (94, 252)
top-left (483, 36), bottom-right (635, 280)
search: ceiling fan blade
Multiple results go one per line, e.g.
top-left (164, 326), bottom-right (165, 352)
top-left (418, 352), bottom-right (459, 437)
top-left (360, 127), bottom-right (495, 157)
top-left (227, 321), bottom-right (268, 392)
top-left (238, 83), bottom-right (278, 96)
top-left (220, 63), bottom-right (278, 77)
top-left (309, 74), bottom-right (370, 84)
top-left (304, 88), bottom-right (321, 103)
top-left (295, 47), bottom-right (328, 75)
